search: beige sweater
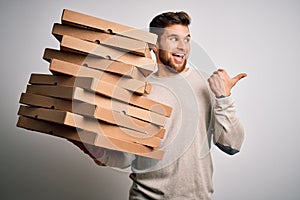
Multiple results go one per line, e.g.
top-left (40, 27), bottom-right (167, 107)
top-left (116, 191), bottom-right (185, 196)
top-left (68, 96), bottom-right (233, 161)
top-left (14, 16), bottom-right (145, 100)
top-left (97, 68), bottom-right (244, 200)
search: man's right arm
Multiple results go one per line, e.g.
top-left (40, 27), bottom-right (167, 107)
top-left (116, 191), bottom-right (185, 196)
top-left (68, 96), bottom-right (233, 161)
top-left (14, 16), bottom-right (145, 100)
top-left (68, 140), bottom-right (135, 169)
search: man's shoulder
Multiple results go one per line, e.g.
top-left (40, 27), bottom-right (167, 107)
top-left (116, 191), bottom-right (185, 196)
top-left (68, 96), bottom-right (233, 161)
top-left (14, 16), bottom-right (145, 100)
top-left (188, 67), bottom-right (210, 79)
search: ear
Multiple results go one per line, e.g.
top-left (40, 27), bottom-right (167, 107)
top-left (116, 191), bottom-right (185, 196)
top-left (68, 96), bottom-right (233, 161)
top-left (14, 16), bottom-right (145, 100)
top-left (149, 43), bottom-right (158, 54)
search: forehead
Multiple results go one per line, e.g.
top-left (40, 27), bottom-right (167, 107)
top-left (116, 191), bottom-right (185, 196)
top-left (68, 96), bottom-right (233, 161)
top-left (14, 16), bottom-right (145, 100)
top-left (162, 24), bottom-right (190, 37)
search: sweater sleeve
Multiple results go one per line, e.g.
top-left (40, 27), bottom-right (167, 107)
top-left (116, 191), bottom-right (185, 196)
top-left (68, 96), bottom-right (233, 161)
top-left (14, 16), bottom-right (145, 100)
top-left (95, 149), bottom-right (136, 169)
top-left (67, 140), bottom-right (135, 168)
top-left (212, 96), bottom-right (245, 155)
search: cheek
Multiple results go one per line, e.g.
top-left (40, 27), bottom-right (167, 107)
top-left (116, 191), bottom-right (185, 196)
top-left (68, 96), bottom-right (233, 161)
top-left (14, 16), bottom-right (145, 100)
top-left (159, 42), bottom-right (176, 51)
top-left (185, 46), bottom-right (191, 56)
top-left (159, 50), bottom-right (169, 60)
top-left (168, 43), bottom-right (178, 51)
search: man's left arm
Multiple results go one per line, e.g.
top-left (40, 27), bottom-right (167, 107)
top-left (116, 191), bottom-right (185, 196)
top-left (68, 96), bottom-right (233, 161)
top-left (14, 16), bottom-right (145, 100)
top-left (208, 69), bottom-right (247, 155)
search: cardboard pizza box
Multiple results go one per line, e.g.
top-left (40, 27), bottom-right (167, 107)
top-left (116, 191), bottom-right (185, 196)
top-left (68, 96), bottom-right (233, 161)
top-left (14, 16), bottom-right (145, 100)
top-left (29, 73), bottom-right (94, 90)
top-left (20, 91), bottom-right (167, 127)
top-left (17, 116), bottom-right (163, 160)
top-left (17, 105), bottom-right (162, 146)
top-left (52, 23), bottom-right (151, 57)
top-left (49, 58), bottom-right (151, 95)
top-left (24, 78), bottom-right (167, 127)
top-left (61, 9), bottom-right (157, 45)
top-left (26, 83), bottom-right (172, 117)
top-left (60, 35), bottom-right (155, 77)
top-left (19, 93), bottom-right (164, 137)
top-left (43, 48), bottom-right (146, 81)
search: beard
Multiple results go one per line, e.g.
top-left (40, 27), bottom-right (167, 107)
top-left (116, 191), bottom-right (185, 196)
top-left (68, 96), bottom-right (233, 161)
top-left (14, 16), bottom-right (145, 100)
top-left (158, 49), bottom-right (187, 73)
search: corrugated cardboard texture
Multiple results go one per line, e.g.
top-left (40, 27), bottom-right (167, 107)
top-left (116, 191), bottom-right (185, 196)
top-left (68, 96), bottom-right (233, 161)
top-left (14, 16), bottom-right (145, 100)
top-left (61, 9), bottom-right (158, 45)
top-left (26, 83), bottom-right (172, 117)
top-left (22, 81), bottom-right (167, 127)
top-left (19, 93), bottom-right (165, 137)
top-left (60, 35), bottom-right (155, 76)
top-left (17, 116), bottom-right (164, 160)
top-left (49, 58), bottom-right (150, 95)
top-left (16, 9), bottom-right (172, 160)
top-left (43, 48), bottom-right (146, 81)
top-left (52, 23), bottom-right (150, 57)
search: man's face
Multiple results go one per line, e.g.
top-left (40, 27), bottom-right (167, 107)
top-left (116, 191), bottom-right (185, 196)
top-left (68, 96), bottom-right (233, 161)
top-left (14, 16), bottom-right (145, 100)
top-left (156, 24), bottom-right (191, 73)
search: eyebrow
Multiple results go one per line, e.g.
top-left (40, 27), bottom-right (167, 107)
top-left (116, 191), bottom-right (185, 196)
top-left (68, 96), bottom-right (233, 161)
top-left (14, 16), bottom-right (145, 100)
top-left (167, 33), bottom-right (191, 38)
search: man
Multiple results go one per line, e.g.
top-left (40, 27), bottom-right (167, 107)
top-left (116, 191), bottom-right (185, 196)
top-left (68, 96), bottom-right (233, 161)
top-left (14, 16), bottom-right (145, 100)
top-left (73, 11), bottom-right (246, 199)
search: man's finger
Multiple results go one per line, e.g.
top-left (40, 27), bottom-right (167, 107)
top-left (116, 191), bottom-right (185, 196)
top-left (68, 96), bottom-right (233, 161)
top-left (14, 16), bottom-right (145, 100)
top-left (232, 73), bottom-right (247, 84)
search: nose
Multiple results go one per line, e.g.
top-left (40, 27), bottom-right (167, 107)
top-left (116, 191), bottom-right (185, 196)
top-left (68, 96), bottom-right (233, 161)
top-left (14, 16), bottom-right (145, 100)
top-left (177, 39), bottom-right (185, 50)
top-left (177, 39), bottom-right (189, 50)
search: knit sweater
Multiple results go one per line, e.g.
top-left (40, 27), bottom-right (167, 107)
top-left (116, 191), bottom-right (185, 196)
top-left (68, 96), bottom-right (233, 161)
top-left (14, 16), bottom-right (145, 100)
top-left (97, 67), bottom-right (245, 200)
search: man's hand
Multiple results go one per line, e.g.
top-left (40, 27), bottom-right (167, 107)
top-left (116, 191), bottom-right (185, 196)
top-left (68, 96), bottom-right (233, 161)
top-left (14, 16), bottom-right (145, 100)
top-left (67, 139), bottom-right (106, 166)
top-left (208, 69), bottom-right (247, 98)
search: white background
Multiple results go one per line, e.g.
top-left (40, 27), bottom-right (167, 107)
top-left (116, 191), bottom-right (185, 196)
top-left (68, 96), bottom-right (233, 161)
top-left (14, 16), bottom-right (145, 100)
top-left (0, 0), bottom-right (299, 199)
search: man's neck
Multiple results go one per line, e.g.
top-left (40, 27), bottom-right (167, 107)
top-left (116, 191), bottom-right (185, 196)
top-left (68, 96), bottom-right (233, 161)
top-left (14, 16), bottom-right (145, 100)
top-left (155, 64), bottom-right (189, 77)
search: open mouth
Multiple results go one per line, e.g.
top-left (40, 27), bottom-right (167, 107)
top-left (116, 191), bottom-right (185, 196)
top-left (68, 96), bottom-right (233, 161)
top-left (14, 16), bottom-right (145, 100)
top-left (172, 53), bottom-right (185, 63)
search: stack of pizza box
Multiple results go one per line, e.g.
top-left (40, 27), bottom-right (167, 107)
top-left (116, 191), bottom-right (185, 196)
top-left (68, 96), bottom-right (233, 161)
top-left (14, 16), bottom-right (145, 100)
top-left (16, 9), bottom-right (172, 160)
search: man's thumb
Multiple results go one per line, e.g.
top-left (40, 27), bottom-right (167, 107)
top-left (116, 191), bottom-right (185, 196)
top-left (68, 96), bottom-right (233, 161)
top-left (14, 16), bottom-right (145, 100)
top-left (232, 73), bottom-right (247, 84)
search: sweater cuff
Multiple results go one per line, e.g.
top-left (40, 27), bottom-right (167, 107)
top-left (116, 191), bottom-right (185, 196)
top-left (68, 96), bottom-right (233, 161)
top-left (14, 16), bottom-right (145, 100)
top-left (215, 96), bottom-right (234, 109)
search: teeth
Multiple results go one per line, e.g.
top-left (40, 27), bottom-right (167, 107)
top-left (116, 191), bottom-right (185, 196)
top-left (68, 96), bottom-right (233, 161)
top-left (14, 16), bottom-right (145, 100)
top-left (174, 53), bottom-right (185, 57)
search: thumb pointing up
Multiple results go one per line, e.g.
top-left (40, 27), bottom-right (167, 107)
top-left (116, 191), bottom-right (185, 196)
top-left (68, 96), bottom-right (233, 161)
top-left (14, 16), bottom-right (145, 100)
top-left (232, 73), bottom-right (247, 86)
top-left (208, 69), bottom-right (247, 97)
